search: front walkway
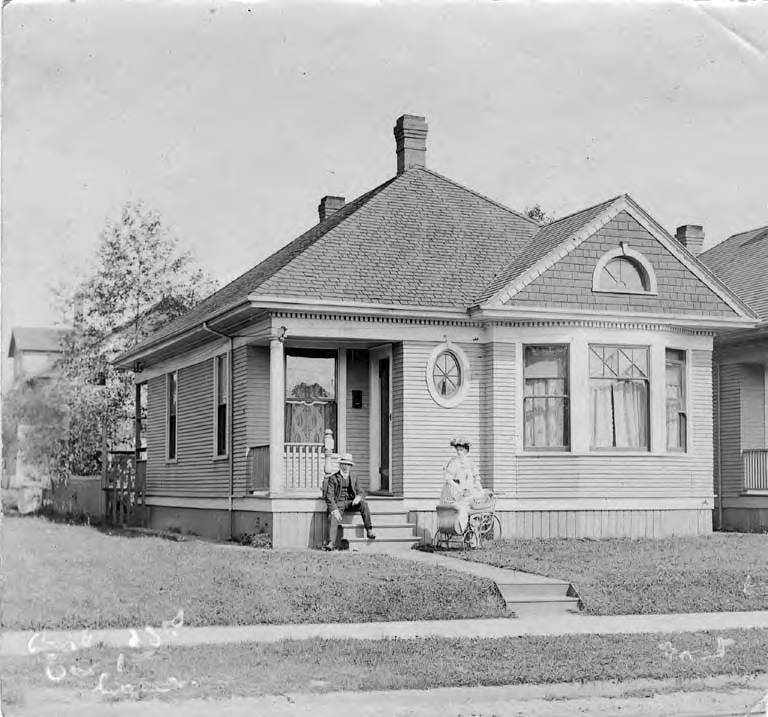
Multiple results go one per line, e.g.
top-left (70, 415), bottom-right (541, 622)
top-left (5, 611), bottom-right (768, 657)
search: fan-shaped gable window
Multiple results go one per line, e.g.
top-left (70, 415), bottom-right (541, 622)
top-left (592, 244), bottom-right (657, 295)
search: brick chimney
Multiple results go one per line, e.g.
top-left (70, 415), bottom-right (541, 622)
top-left (394, 114), bottom-right (428, 175)
top-left (318, 195), bottom-right (345, 223)
top-left (675, 225), bottom-right (705, 256)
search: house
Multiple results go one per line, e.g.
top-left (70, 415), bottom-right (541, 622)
top-left (114, 114), bottom-right (757, 548)
top-left (7, 325), bottom-right (71, 384)
top-left (699, 226), bottom-right (768, 532)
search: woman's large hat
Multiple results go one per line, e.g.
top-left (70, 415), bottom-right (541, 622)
top-left (450, 435), bottom-right (471, 449)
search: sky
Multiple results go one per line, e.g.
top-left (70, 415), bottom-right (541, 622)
top-left (2, 0), bottom-right (768, 387)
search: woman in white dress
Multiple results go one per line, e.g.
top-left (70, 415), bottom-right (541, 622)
top-left (439, 436), bottom-right (484, 532)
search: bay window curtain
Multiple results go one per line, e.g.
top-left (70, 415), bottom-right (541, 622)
top-left (524, 346), bottom-right (569, 449)
top-left (590, 346), bottom-right (649, 450)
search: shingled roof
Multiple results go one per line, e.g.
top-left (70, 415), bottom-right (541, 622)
top-left (8, 326), bottom-right (71, 358)
top-left (121, 166), bottom-right (540, 358)
top-left (699, 225), bottom-right (768, 321)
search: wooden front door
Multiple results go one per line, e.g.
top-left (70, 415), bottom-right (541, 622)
top-left (378, 357), bottom-right (390, 492)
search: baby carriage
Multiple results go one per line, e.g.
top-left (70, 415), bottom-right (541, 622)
top-left (433, 489), bottom-right (502, 550)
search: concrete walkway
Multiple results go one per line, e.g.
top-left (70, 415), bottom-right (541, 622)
top-left (5, 611), bottom-right (768, 657)
top-left (390, 547), bottom-right (569, 585)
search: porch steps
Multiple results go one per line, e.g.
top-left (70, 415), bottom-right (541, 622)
top-left (337, 500), bottom-right (420, 552)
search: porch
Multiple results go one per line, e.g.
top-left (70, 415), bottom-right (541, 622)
top-left (243, 339), bottom-right (394, 497)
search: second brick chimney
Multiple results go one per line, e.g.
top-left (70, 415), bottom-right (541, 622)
top-left (394, 114), bottom-right (428, 174)
top-left (675, 225), bottom-right (705, 256)
top-left (318, 195), bottom-right (345, 223)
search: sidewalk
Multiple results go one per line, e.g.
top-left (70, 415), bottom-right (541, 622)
top-left (5, 610), bottom-right (768, 657)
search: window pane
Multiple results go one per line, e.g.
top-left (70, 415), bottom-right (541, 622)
top-left (524, 397), bottom-right (569, 448)
top-left (666, 350), bottom-right (686, 451)
top-left (524, 346), bottom-right (567, 381)
top-left (168, 373), bottom-right (177, 416)
top-left (432, 351), bottom-right (461, 398)
top-left (217, 404), bottom-right (227, 455)
top-left (286, 355), bottom-right (335, 400)
top-left (601, 257), bottom-right (646, 292)
top-left (217, 355), bottom-right (228, 405)
top-left (524, 345), bottom-right (569, 449)
top-left (591, 379), bottom-right (649, 449)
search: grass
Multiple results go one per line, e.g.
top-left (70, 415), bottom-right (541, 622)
top-left (0, 516), bottom-right (507, 630)
top-left (447, 534), bottom-right (768, 615)
top-left (2, 629), bottom-right (768, 703)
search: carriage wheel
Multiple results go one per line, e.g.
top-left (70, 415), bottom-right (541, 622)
top-left (463, 529), bottom-right (479, 550)
top-left (482, 514), bottom-right (502, 541)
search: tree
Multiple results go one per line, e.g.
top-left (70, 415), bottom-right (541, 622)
top-left (525, 203), bottom-right (556, 225)
top-left (11, 200), bottom-right (218, 483)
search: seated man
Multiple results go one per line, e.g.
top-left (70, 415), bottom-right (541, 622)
top-left (323, 453), bottom-right (376, 550)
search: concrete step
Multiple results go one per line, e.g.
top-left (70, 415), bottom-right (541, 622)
top-left (340, 523), bottom-right (416, 540)
top-left (504, 597), bottom-right (581, 618)
top-left (341, 512), bottom-right (410, 526)
top-left (497, 582), bottom-right (573, 600)
top-left (345, 536), bottom-right (420, 552)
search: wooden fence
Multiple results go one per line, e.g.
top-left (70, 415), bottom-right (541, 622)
top-left (103, 450), bottom-right (146, 526)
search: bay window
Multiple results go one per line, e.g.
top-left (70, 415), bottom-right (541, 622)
top-left (524, 345), bottom-right (570, 450)
top-left (589, 345), bottom-right (649, 450)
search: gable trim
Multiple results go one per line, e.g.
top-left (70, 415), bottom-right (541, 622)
top-left (480, 194), bottom-right (757, 320)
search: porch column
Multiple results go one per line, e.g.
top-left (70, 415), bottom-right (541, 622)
top-left (269, 338), bottom-right (285, 495)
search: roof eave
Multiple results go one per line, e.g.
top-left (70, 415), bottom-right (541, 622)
top-left (248, 294), bottom-right (471, 321)
top-left (472, 305), bottom-right (759, 330)
top-left (112, 299), bottom-right (254, 369)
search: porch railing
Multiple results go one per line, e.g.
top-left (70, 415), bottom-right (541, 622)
top-left (284, 443), bottom-right (324, 491)
top-left (743, 449), bottom-right (768, 492)
top-left (246, 445), bottom-right (270, 492)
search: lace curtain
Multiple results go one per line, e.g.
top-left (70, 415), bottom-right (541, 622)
top-left (591, 380), bottom-right (649, 449)
top-left (284, 401), bottom-right (337, 444)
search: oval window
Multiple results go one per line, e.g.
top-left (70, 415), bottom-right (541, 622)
top-left (432, 350), bottom-right (462, 398)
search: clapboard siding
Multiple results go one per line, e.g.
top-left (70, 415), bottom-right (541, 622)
top-left (146, 358), bottom-right (229, 496)
top-left (231, 346), bottom-right (248, 496)
top-left (742, 364), bottom-right (766, 449)
top-left (400, 341), bottom-right (483, 495)
top-left (486, 342), bottom-right (517, 493)
top-left (246, 346), bottom-right (270, 447)
top-left (717, 364), bottom-right (743, 497)
top-left (346, 349), bottom-right (370, 491)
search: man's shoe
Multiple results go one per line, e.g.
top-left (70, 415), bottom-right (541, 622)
top-left (366, 530), bottom-right (376, 540)
top-left (322, 542), bottom-right (333, 551)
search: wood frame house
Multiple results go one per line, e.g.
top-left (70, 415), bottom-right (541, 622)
top-left (115, 114), bottom-right (757, 548)
top-left (700, 226), bottom-right (768, 531)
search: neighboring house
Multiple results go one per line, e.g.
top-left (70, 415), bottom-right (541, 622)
top-left (115, 114), bottom-right (757, 548)
top-left (7, 326), bottom-right (71, 384)
top-left (699, 226), bottom-right (768, 532)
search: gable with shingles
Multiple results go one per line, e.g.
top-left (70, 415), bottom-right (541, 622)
top-left (505, 210), bottom-right (739, 317)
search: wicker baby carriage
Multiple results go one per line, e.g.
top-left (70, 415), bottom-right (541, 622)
top-left (433, 490), bottom-right (501, 549)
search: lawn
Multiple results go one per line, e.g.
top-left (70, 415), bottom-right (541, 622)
top-left (2, 629), bottom-right (768, 705)
top-left (0, 516), bottom-right (507, 630)
top-left (448, 534), bottom-right (768, 615)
